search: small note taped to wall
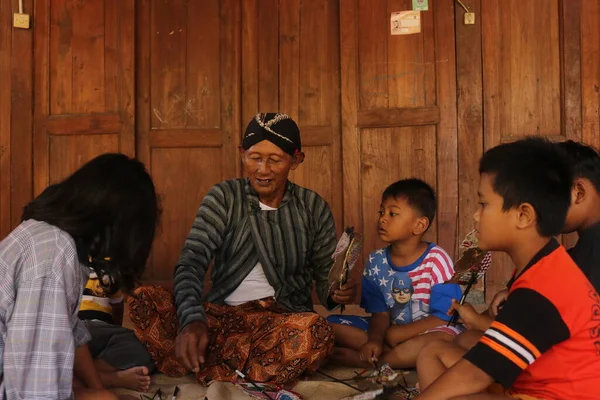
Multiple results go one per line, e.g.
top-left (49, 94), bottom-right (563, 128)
top-left (391, 11), bottom-right (421, 35)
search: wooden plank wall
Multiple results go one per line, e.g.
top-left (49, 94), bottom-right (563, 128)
top-left (0, 0), bottom-right (34, 238)
top-left (456, 0), bottom-right (599, 299)
top-left (1, 0), bottom-right (600, 302)
top-left (340, 0), bottom-right (458, 287)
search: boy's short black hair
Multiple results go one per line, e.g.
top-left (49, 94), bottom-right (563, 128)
top-left (555, 140), bottom-right (600, 193)
top-left (382, 179), bottom-right (436, 226)
top-left (479, 137), bottom-right (572, 237)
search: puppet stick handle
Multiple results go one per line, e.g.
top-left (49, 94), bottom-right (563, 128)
top-left (340, 260), bottom-right (350, 314)
top-left (340, 275), bottom-right (346, 314)
top-left (234, 370), bottom-right (275, 400)
top-left (447, 275), bottom-right (477, 327)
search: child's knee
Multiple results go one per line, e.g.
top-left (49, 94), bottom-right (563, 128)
top-left (421, 338), bottom-right (448, 355)
top-left (417, 338), bottom-right (455, 362)
top-left (453, 329), bottom-right (484, 350)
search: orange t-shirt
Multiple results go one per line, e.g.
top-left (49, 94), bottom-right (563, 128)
top-left (464, 239), bottom-right (600, 399)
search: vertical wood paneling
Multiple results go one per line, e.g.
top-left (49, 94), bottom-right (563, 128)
top-left (341, 0), bottom-right (458, 304)
top-left (3, 0), bottom-right (600, 306)
top-left (0, 0), bottom-right (13, 238)
top-left (9, 0), bottom-right (34, 229)
top-left (581, 0), bottom-right (600, 147)
top-left (433, 0), bottom-right (458, 256)
top-left (456, 0), bottom-right (485, 293)
top-left (34, 0), bottom-right (135, 198)
top-left (137, 0), bottom-right (240, 283)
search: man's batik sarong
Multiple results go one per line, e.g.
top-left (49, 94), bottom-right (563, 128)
top-left (127, 286), bottom-right (334, 385)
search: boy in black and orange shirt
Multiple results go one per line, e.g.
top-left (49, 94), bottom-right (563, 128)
top-left (416, 138), bottom-right (600, 399)
top-left (558, 140), bottom-right (600, 291)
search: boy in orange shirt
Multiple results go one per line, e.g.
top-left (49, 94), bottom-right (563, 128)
top-left (416, 138), bottom-right (600, 399)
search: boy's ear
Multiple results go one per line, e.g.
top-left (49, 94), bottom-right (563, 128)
top-left (573, 178), bottom-right (587, 204)
top-left (514, 202), bottom-right (537, 230)
top-left (413, 216), bottom-right (430, 235)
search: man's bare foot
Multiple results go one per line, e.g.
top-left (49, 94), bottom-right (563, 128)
top-left (101, 366), bottom-right (151, 392)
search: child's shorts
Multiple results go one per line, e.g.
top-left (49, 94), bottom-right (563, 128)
top-left (85, 319), bottom-right (156, 372)
top-left (326, 314), bottom-right (465, 337)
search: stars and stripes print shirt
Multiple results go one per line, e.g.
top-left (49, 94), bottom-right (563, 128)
top-left (360, 243), bottom-right (462, 324)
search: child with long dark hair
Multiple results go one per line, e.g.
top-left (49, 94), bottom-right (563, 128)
top-left (0, 153), bottom-right (160, 400)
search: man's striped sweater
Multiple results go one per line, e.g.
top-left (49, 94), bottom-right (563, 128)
top-left (173, 178), bottom-right (337, 329)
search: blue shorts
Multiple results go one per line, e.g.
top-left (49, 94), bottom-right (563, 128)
top-left (326, 315), bottom-right (370, 331)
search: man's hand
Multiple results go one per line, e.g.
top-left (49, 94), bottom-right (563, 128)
top-left (359, 340), bottom-right (383, 364)
top-left (331, 278), bottom-right (357, 304)
top-left (489, 289), bottom-right (508, 317)
top-left (448, 300), bottom-right (487, 331)
top-left (175, 321), bottom-right (209, 373)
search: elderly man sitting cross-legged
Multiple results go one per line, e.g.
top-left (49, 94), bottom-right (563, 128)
top-left (128, 113), bottom-right (356, 385)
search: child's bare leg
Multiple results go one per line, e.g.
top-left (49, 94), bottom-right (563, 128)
top-left (327, 324), bottom-right (371, 367)
top-left (416, 339), bottom-right (468, 391)
top-left (451, 394), bottom-right (513, 399)
top-left (94, 359), bottom-right (151, 392)
top-left (329, 347), bottom-right (373, 368)
top-left (380, 331), bottom-right (452, 369)
top-left (331, 324), bottom-right (368, 349)
top-left (453, 329), bottom-right (484, 351)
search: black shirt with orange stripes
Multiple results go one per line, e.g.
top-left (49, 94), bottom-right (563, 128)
top-left (464, 239), bottom-right (600, 399)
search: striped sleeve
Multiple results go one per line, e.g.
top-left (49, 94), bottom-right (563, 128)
top-left (173, 183), bottom-right (229, 329)
top-left (428, 246), bottom-right (455, 284)
top-left (463, 288), bottom-right (570, 387)
top-left (309, 195), bottom-right (338, 309)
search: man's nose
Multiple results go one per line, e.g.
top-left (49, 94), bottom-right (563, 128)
top-left (257, 160), bottom-right (270, 173)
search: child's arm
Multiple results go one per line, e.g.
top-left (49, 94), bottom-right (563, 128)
top-left (358, 256), bottom-right (392, 360)
top-left (387, 280), bottom-right (463, 346)
top-left (110, 300), bottom-right (124, 326)
top-left (108, 290), bottom-right (125, 326)
top-left (422, 287), bottom-right (571, 398)
top-left (449, 300), bottom-right (493, 331)
top-left (359, 311), bottom-right (390, 362)
top-left (385, 315), bottom-right (446, 346)
top-left (416, 358), bottom-right (494, 399)
top-left (487, 288), bottom-right (509, 317)
top-left (74, 344), bottom-right (104, 389)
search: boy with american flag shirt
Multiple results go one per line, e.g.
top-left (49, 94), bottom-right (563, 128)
top-left (327, 179), bottom-right (463, 369)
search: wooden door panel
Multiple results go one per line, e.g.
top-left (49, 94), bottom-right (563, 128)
top-left (136, 0), bottom-right (240, 284)
top-left (33, 0), bottom-right (135, 194)
top-left (581, 1), bottom-right (600, 146)
top-left (242, 0), bottom-right (343, 235)
top-left (361, 127), bottom-right (438, 255)
top-left (481, 0), bottom-right (567, 298)
top-left (150, 148), bottom-right (223, 282)
top-left (49, 134), bottom-right (120, 183)
top-left (341, 0), bottom-right (458, 283)
top-left (358, 0), bottom-right (436, 109)
top-left (483, 0), bottom-right (561, 145)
